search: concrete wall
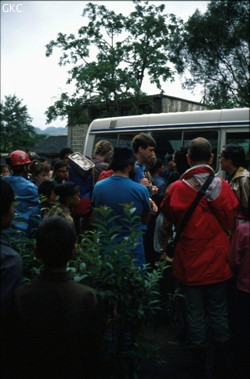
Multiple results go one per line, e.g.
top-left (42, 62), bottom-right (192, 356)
top-left (68, 124), bottom-right (89, 154)
top-left (161, 97), bottom-right (207, 113)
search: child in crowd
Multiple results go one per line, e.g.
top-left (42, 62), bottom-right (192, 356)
top-left (45, 182), bottom-right (80, 228)
top-left (0, 164), bottom-right (11, 176)
top-left (2, 217), bottom-right (101, 379)
top-left (51, 159), bottom-right (69, 185)
top-left (29, 160), bottom-right (51, 186)
top-left (38, 180), bottom-right (57, 218)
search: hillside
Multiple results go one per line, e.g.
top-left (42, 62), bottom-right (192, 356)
top-left (35, 126), bottom-right (67, 135)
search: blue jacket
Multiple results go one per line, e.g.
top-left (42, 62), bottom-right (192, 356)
top-left (0, 237), bottom-right (23, 318)
top-left (3, 175), bottom-right (41, 235)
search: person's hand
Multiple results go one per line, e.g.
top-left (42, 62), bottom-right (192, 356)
top-left (149, 198), bottom-right (158, 213)
top-left (140, 178), bottom-right (149, 186)
top-left (151, 185), bottom-right (158, 195)
top-left (166, 255), bottom-right (173, 263)
top-left (159, 252), bottom-right (173, 263)
top-left (160, 252), bottom-right (167, 260)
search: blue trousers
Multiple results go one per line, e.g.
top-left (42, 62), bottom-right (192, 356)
top-left (183, 281), bottom-right (231, 347)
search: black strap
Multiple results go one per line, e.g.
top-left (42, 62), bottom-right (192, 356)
top-left (174, 173), bottom-right (214, 244)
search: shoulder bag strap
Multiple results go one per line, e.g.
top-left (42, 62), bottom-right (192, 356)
top-left (174, 173), bottom-right (214, 244)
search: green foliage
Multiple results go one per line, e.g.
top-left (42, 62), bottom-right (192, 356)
top-left (1, 228), bottom-right (43, 283)
top-left (178, 0), bottom-right (249, 108)
top-left (45, 0), bottom-right (182, 124)
top-left (68, 205), bottom-right (167, 377)
top-left (0, 95), bottom-right (46, 152)
top-left (5, 205), bottom-right (169, 377)
top-left (45, 93), bottom-right (91, 126)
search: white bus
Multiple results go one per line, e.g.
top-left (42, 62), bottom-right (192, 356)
top-left (84, 108), bottom-right (250, 176)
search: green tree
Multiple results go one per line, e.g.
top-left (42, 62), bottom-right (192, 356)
top-left (177, 0), bottom-right (249, 108)
top-left (0, 95), bottom-right (45, 152)
top-left (45, 0), bottom-right (182, 124)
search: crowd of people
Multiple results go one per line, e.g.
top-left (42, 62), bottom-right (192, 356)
top-left (1, 134), bottom-right (249, 378)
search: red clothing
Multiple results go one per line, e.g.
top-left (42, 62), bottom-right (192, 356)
top-left (97, 169), bottom-right (113, 181)
top-left (161, 165), bottom-right (239, 286)
top-left (228, 221), bottom-right (250, 293)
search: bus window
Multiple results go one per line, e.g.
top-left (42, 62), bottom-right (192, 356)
top-left (183, 130), bottom-right (219, 171)
top-left (226, 132), bottom-right (250, 155)
top-left (152, 131), bottom-right (182, 161)
top-left (117, 133), bottom-right (137, 147)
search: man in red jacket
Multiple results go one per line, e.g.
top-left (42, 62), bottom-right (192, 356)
top-left (161, 137), bottom-right (239, 377)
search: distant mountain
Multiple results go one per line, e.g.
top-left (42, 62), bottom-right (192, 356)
top-left (35, 126), bottom-right (67, 135)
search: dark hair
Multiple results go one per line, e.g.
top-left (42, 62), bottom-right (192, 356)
top-left (59, 148), bottom-right (73, 160)
top-left (53, 160), bottom-right (68, 172)
top-left (38, 180), bottom-right (55, 198)
top-left (132, 133), bottom-right (156, 153)
top-left (54, 182), bottom-right (79, 203)
top-left (221, 144), bottom-right (247, 168)
top-left (149, 157), bottom-right (163, 174)
top-left (0, 178), bottom-right (14, 216)
top-left (29, 153), bottom-right (41, 161)
top-left (188, 137), bottom-right (212, 163)
top-left (36, 217), bottom-right (77, 268)
top-left (174, 147), bottom-right (190, 175)
top-left (0, 164), bottom-right (10, 173)
top-left (11, 165), bottom-right (26, 175)
top-left (30, 160), bottom-right (51, 176)
top-left (109, 146), bottom-right (136, 171)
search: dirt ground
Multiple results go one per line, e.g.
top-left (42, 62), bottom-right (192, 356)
top-left (138, 321), bottom-right (202, 379)
top-left (137, 314), bottom-right (243, 379)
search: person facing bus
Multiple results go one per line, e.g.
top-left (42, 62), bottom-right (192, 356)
top-left (92, 140), bottom-right (113, 183)
top-left (3, 150), bottom-right (41, 236)
top-left (160, 137), bottom-right (239, 377)
top-left (92, 146), bottom-right (151, 269)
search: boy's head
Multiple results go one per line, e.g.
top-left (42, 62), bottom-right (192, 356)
top-left (132, 133), bottom-right (156, 165)
top-left (38, 180), bottom-right (56, 204)
top-left (220, 144), bottom-right (247, 171)
top-left (30, 160), bottom-right (51, 185)
top-left (0, 178), bottom-right (15, 229)
top-left (54, 182), bottom-right (80, 207)
top-left (53, 160), bottom-right (69, 182)
top-left (0, 165), bottom-right (11, 176)
top-left (149, 157), bottom-right (164, 175)
top-left (109, 146), bottom-right (136, 171)
top-left (35, 217), bottom-right (77, 269)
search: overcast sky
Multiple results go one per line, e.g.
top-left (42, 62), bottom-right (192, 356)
top-left (1, 1), bottom-right (209, 130)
